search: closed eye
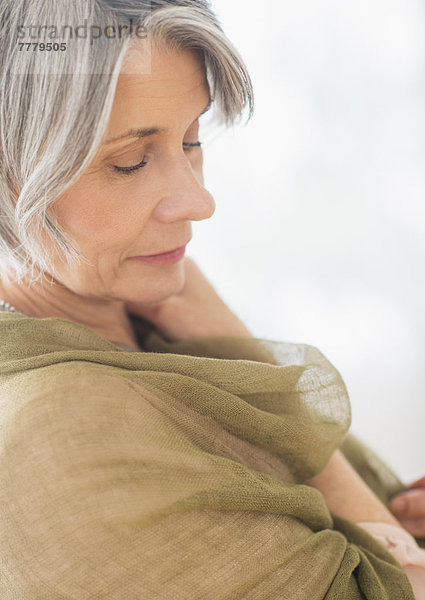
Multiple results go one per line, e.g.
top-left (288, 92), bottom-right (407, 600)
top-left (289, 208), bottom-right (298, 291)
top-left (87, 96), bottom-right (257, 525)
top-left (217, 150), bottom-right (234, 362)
top-left (113, 141), bottom-right (203, 176)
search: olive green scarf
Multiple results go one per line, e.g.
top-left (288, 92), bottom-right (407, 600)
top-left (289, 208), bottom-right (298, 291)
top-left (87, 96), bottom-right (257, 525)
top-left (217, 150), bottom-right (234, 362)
top-left (0, 311), bottom-right (421, 599)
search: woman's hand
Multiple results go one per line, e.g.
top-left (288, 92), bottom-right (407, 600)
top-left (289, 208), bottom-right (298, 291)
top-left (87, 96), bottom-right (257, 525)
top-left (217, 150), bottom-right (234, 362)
top-left (125, 257), bottom-right (252, 342)
top-left (389, 476), bottom-right (425, 538)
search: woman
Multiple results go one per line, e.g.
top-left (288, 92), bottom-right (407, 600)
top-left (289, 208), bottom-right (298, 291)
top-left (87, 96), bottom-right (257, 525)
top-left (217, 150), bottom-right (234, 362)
top-left (0, 1), bottom-right (424, 597)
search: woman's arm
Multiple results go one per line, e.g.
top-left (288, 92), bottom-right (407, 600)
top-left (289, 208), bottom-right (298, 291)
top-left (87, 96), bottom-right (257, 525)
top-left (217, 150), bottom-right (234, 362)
top-left (306, 449), bottom-right (403, 526)
top-left (126, 258), bottom-right (253, 341)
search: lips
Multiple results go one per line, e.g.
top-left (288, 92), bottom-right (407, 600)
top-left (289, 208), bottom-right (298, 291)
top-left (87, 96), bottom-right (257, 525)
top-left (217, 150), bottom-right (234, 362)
top-left (128, 244), bottom-right (188, 265)
top-left (140, 245), bottom-right (186, 258)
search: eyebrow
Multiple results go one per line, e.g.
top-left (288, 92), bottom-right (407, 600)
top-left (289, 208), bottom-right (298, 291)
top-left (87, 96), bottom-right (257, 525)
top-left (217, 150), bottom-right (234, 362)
top-left (104, 97), bottom-right (212, 146)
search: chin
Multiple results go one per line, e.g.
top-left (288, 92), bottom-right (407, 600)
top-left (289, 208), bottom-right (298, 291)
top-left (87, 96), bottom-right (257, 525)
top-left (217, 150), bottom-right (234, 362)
top-left (125, 261), bottom-right (185, 305)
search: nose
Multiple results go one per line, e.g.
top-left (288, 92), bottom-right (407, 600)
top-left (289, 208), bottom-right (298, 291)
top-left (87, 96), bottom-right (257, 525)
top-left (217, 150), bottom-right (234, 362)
top-left (151, 155), bottom-right (216, 223)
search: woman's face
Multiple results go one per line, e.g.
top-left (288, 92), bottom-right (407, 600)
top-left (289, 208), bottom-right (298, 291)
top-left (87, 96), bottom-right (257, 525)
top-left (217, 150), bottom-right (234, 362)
top-left (49, 41), bottom-right (215, 306)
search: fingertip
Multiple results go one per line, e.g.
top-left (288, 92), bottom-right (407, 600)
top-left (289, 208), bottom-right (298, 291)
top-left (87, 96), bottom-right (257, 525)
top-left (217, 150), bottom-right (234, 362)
top-left (409, 475), bottom-right (425, 489)
top-left (390, 495), bottom-right (407, 514)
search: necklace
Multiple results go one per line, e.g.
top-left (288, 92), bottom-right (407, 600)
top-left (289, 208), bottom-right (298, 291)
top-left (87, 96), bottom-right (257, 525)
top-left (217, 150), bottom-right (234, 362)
top-left (0, 299), bottom-right (26, 315)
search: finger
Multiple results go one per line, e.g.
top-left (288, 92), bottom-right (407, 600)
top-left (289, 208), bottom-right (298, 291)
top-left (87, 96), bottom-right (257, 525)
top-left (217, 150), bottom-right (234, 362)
top-left (389, 489), bottom-right (425, 518)
top-left (125, 301), bottom-right (161, 317)
top-left (408, 475), bottom-right (425, 489)
top-left (397, 516), bottom-right (425, 538)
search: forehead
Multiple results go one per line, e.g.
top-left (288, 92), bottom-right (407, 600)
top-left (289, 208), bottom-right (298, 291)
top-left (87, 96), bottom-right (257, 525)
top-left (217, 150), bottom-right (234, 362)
top-left (110, 42), bottom-right (209, 118)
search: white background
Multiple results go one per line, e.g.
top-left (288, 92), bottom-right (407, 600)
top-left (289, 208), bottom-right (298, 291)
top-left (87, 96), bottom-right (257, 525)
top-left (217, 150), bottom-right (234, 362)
top-left (189, 0), bottom-right (425, 481)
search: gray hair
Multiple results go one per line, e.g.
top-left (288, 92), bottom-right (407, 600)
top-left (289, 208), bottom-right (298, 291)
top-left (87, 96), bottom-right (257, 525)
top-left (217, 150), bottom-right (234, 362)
top-left (0, 0), bottom-right (254, 285)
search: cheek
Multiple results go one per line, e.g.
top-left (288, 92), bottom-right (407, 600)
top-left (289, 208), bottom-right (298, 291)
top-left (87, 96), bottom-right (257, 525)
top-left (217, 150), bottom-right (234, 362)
top-left (52, 184), bottom-right (144, 239)
top-left (70, 209), bottom-right (115, 236)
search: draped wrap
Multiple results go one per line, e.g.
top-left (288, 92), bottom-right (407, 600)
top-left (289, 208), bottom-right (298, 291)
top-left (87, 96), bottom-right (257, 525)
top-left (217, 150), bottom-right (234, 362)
top-left (0, 311), bottom-right (421, 599)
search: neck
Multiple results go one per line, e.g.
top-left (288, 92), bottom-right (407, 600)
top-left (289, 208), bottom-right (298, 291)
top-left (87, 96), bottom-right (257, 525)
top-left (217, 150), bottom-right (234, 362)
top-left (0, 272), bottom-right (143, 352)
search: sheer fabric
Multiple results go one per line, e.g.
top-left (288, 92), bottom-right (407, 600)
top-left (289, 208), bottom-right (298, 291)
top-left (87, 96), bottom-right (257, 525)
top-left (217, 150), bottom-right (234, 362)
top-left (0, 311), bottom-right (422, 599)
